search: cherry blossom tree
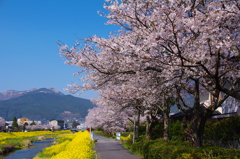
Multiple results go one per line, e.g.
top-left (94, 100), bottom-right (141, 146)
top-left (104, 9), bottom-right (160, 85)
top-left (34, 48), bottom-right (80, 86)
top-left (101, 0), bottom-right (239, 147)
top-left (86, 97), bottom-right (134, 132)
top-left (92, 73), bottom-right (170, 140)
top-left (0, 117), bottom-right (6, 131)
top-left (60, 0), bottom-right (240, 147)
top-left (25, 124), bottom-right (60, 131)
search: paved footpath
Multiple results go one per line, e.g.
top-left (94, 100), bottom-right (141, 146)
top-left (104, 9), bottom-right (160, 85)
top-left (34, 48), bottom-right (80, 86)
top-left (93, 132), bottom-right (142, 159)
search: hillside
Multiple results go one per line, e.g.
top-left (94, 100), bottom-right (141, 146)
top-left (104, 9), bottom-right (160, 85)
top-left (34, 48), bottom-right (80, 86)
top-left (0, 88), bottom-right (95, 121)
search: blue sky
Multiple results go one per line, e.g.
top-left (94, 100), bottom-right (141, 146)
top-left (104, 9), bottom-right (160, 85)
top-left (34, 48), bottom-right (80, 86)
top-left (0, 0), bottom-right (119, 99)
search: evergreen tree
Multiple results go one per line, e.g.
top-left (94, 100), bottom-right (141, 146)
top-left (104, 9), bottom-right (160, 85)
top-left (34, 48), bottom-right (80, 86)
top-left (72, 120), bottom-right (79, 128)
top-left (12, 116), bottom-right (18, 129)
top-left (30, 121), bottom-right (36, 125)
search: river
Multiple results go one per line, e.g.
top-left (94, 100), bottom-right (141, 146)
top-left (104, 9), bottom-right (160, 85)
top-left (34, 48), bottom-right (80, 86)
top-left (0, 138), bottom-right (53, 159)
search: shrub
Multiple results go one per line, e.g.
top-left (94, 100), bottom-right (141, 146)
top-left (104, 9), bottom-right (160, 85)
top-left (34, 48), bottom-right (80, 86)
top-left (37, 136), bottom-right (45, 141)
top-left (204, 116), bottom-right (240, 148)
top-left (122, 134), bottom-right (134, 149)
top-left (22, 139), bottom-right (32, 147)
top-left (169, 120), bottom-right (184, 141)
top-left (130, 139), bottom-right (240, 159)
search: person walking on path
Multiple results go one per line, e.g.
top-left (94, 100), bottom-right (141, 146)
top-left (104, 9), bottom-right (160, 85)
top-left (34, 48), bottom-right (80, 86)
top-left (93, 132), bottom-right (142, 159)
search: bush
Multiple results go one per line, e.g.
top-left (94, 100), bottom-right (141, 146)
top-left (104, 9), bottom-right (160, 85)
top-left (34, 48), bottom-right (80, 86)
top-left (121, 133), bottom-right (134, 150)
top-left (37, 136), bottom-right (45, 141)
top-left (130, 139), bottom-right (240, 159)
top-left (126, 116), bottom-right (240, 158)
top-left (169, 120), bottom-right (184, 141)
top-left (204, 116), bottom-right (240, 148)
top-left (150, 123), bottom-right (164, 140)
top-left (22, 139), bottom-right (32, 147)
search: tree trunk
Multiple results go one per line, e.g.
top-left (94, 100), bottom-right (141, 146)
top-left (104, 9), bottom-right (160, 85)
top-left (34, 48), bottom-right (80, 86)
top-left (146, 115), bottom-right (152, 140)
top-left (163, 107), bottom-right (170, 141)
top-left (182, 79), bottom-right (215, 147)
top-left (197, 115), bottom-right (208, 147)
top-left (183, 114), bottom-right (209, 147)
top-left (191, 79), bottom-right (202, 147)
top-left (182, 79), bottom-right (206, 147)
top-left (189, 117), bottom-right (203, 147)
top-left (133, 109), bottom-right (140, 143)
top-left (162, 94), bottom-right (170, 141)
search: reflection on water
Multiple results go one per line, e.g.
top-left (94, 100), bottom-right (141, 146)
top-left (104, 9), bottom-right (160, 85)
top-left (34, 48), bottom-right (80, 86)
top-left (0, 138), bottom-right (53, 159)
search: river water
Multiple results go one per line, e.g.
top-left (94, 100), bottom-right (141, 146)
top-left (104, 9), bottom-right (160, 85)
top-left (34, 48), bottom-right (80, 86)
top-left (0, 138), bottom-right (53, 159)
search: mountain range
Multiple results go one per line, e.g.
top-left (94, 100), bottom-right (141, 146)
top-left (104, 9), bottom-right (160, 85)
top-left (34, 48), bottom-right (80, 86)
top-left (0, 88), bottom-right (95, 121)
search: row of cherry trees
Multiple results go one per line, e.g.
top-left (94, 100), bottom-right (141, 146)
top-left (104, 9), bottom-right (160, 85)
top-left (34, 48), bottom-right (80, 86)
top-left (85, 97), bottom-right (134, 132)
top-left (60, 0), bottom-right (240, 147)
top-left (25, 125), bottom-right (60, 131)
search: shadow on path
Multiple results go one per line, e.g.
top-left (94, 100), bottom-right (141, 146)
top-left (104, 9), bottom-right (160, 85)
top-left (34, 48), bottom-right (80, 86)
top-left (93, 132), bottom-right (142, 159)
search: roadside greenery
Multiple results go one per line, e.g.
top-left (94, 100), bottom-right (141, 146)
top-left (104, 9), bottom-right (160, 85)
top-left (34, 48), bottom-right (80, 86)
top-left (93, 116), bottom-right (240, 158)
top-left (120, 117), bottom-right (240, 158)
top-left (130, 139), bottom-right (240, 159)
top-left (204, 116), bottom-right (240, 149)
top-left (94, 130), bottom-right (116, 139)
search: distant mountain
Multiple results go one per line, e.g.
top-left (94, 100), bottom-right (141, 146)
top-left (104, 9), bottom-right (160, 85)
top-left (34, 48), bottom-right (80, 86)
top-left (0, 90), bottom-right (24, 100)
top-left (0, 88), bottom-right (95, 121)
top-left (0, 88), bottom-right (63, 100)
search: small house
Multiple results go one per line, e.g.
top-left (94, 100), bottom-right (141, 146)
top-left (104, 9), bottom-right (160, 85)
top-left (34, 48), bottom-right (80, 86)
top-left (49, 119), bottom-right (64, 129)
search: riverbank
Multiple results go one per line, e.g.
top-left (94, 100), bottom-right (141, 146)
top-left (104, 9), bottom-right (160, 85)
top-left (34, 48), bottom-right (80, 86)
top-left (0, 138), bottom-right (53, 159)
top-left (0, 130), bottom-right (70, 155)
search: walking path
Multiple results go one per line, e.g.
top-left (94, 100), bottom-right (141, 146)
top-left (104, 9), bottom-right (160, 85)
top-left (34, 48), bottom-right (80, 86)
top-left (93, 132), bottom-right (142, 159)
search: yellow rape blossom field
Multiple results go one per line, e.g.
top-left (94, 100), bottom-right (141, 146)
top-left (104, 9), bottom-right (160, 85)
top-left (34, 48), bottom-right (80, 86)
top-left (34, 131), bottom-right (94, 159)
top-left (0, 130), bottom-right (95, 158)
top-left (0, 130), bottom-right (71, 154)
top-left (0, 130), bottom-right (70, 142)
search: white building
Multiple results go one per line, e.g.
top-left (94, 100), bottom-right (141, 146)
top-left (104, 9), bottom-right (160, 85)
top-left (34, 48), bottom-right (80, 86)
top-left (77, 123), bottom-right (87, 130)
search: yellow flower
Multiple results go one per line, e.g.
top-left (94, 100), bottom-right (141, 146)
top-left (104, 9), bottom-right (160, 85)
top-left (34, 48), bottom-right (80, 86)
top-left (47, 131), bottom-right (94, 159)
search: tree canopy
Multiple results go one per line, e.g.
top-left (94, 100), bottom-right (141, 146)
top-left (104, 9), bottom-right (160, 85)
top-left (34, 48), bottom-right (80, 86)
top-left (60, 0), bottom-right (240, 147)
